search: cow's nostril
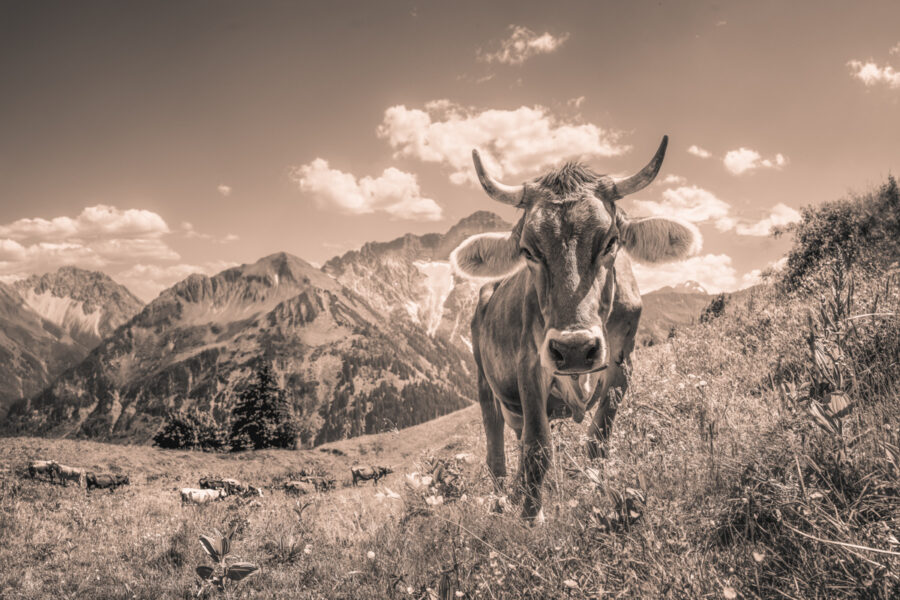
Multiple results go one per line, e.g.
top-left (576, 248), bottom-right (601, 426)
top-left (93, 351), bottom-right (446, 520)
top-left (585, 340), bottom-right (600, 362)
top-left (548, 340), bottom-right (565, 365)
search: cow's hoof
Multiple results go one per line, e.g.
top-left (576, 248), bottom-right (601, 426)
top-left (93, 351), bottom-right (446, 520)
top-left (586, 440), bottom-right (607, 461)
top-left (521, 507), bottom-right (545, 525)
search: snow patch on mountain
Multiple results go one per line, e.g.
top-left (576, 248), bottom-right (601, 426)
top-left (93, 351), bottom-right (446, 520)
top-left (413, 260), bottom-right (455, 336)
top-left (22, 289), bottom-right (103, 337)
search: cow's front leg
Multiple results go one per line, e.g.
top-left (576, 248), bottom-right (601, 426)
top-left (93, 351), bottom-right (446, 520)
top-left (477, 366), bottom-right (506, 489)
top-left (587, 359), bottom-right (630, 459)
top-left (518, 359), bottom-right (551, 522)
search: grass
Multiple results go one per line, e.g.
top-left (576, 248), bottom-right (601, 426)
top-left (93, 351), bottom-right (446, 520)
top-left (2, 262), bottom-right (900, 598)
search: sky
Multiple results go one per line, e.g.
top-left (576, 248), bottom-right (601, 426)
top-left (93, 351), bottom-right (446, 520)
top-left (1, 0), bottom-right (898, 301)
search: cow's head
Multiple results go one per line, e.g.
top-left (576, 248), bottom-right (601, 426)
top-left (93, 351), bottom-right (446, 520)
top-left (451, 136), bottom-right (700, 376)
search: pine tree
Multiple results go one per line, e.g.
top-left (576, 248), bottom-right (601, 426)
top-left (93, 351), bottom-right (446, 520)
top-left (229, 363), bottom-right (300, 450)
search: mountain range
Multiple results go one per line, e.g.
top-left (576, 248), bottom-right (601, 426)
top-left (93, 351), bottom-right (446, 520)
top-left (3, 213), bottom-right (714, 444)
top-left (0, 267), bottom-right (143, 418)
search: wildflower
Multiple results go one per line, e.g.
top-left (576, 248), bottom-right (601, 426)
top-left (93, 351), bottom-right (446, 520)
top-left (366, 550), bottom-right (376, 560)
top-left (425, 495), bottom-right (444, 506)
top-left (563, 579), bottom-right (578, 589)
top-left (723, 586), bottom-right (737, 599)
top-left (304, 544), bottom-right (312, 555)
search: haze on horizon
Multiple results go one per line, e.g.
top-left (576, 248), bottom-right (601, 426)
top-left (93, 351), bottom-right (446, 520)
top-left (1, 0), bottom-right (898, 302)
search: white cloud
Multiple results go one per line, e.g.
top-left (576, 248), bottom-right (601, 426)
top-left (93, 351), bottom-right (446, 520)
top-left (117, 261), bottom-right (238, 302)
top-left (633, 254), bottom-right (738, 294)
top-left (734, 203), bottom-right (801, 236)
top-left (181, 221), bottom-right (240, 244)
top-left (378, 101), bottom-right (627, 185)
top-left (291, 159), bottom-right (442, 221)
top-left (739, 257), bottom-right (788, 289)
top-left (568, 96), bottom-right (586, 109)
top-left (479, 25), bottom-right (570, 65)
top-left (687, 145), bottom-right (712, 159)
top-left (630, 185), bottom-right (734, 231)
top-left (891, 43), bottom-right (900, 56)
top-left (0, 205), bottom-right (169, 242)
top-left (659, 174), bottom-right (687, 186)
top-left (847, 60), bottom-right (900, 89)
top-left (723, 147), bottom-right (787, 175)
top-left (0, 239), bottom-right (27, 261)
top-left (217, 184), bottom-right (232, 197)
top-left (0, 205), bottom-right (180, 279)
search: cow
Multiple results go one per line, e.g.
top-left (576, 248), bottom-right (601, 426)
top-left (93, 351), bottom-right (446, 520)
top-left (199, 477), bottom-right (263, 497)
top-left (283, 480), bottom-right (316, 495)
top-left (180, 487), bottom-right (226, 504)
top-left (450, 137), bottom-right (700, 521)
top-left (351, 465), bottom-right (392, 486)
top-left (307, 476), bottom-right (336, 492)
top-left (86, 473), bottom-right (130, 491)
top-left (27, 460), bottom-right (58, 482)
top-left (55, 464), bottom-right (87, 488)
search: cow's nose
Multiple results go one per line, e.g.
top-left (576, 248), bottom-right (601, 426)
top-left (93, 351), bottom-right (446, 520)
top-left (547, 332), bottom-right (602, 373)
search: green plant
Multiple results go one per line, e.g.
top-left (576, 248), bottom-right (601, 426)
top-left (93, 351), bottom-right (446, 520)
top-left (230, 363), bottom-right (300, 451)
top-left (153, 410), bottom-right (228, 451)
top-left (195, 527), bottom-right (259, 596)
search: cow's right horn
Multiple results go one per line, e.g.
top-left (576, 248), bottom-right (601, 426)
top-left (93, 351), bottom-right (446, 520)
top-left (472, 150), bottom-right (526, 207)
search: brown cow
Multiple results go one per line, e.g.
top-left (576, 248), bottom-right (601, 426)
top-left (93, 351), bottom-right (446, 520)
top-left (86, 473), bottom-right (130, 490)
top-left (450, 137), bottom-right (699, 520)
top-left (199, 477), bottom-right (263, 497)
top-left (55, 464), bottom-right (87, 488)
top-left (351, 466), bottom-right (392, 486)
top-left (27, 460), bottom-right (58, 482)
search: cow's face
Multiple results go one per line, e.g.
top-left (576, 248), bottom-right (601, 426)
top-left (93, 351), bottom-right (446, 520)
top-left (451, 137), bottom-right (701, 392)
top-left (519, 189), bottom-right (618, 375)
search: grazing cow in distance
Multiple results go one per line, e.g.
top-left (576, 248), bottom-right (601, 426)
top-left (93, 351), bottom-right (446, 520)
top-left (27, 460), bottom-right (58, 481)
top-left (284, 480), bottom-right (316, 495)
top-left (55, 464), bottom-right (87, 488)
top-left (86, 473), bottom-right (130, 491)
top-left (199, 477), bottom-right (263, 497)
top-left (351, 465), bottom-right (392, 486)
top-left (451, 137), bottom-right (700, 521)
top-left (180, 487), bottom-right (226, 504)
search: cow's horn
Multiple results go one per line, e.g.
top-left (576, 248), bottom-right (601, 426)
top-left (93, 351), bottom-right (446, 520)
top-left (613, 135), bottom-right (668, 197)
top-left (472, 149), bottom-right (526, 206)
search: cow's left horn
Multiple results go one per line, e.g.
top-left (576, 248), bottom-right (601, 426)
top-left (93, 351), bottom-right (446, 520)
top-left (613, 135), bottom-right (668, 197)
top-left (472, 149), bottom-right (526, 207)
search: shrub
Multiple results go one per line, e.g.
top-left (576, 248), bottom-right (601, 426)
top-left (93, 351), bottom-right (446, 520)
top-left (699, 293), bottom-right (727, 323)
top-left (229, 363), bottom-right (300, 451)
top-left (153, 409), bottom-right (228, 451)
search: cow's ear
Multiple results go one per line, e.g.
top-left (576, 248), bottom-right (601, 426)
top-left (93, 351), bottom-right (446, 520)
top-left (450, 232), bottom-right (525, 280)
top-left (619, 216), bottom-right (702, 263)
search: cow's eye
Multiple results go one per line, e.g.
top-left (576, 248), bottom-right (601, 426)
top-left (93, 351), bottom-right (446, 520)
top-left (604, 236), bottom-right (619, 255)
top-left (520, 246), bottom-right (538, 262)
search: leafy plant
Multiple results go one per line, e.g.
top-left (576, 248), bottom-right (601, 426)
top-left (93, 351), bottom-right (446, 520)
top-left (195, 527), bottom-right (259, 596)
top-left (230, 363), bottom-right (300, 450)
top-left (153, 409), bottom-right (228, 451)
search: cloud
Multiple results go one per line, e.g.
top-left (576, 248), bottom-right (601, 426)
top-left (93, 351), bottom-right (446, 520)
top-left (633, 254), bottom-right (738, 293)
top-left (0, 205), bottom-right (180, 278)
top-left (478, 25), bottom-right (570, 65)
top-left (217, 184), bottom-right (232, 197)
top-left (891, 43), bottom-right (900, 56)
top-left (847, 59), bottom-right (900, 89)
top-left (117, 261), bottom-right (238, 302)
top-left (181, 222), bottom-right (240, 244)
top-left (734, 203), bottom-right (801, 236)
top-left (659, 174), bottom-right (687, 186)
top-left (378, 101), bottom-right (627, 185)
top-left (0, 205), bottom-right (169, 242)
top-left (740, 257), bottom-right (788, 289)
top-left (629, 183), bottom-right (800, 237)
top-left (291, 159), bottom-right (442, 221)
top-left (630, 185), bottom-right (734, 231)
top-left (723, 147), bottom-right (787, 175)
top-left (687, 145), bottom-right (712, 159)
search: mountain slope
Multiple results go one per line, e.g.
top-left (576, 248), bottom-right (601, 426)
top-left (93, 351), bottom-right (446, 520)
top-left (0, 269), bottom-right (144, 418)
top-left (324, 211), bottom-right (511, 350)
top-left (6, 253), bottom-right (475, 444)
top-left (14, 266), bottom-right (144, 349)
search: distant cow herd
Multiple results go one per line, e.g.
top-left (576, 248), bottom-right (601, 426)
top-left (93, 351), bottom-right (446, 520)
top-left (27, 460), bottom-right (129, 490)
top-left (24, 459), bottom-right (392, 503)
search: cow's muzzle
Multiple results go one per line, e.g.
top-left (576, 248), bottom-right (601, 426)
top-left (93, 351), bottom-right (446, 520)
top-left (545, 328), bottom-right (606, 374)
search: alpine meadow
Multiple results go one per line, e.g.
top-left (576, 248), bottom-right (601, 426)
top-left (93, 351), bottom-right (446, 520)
top-left (1, 2), bottom-right (899, 599)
